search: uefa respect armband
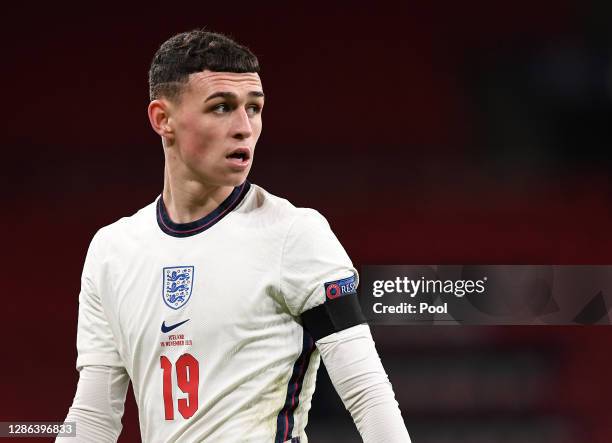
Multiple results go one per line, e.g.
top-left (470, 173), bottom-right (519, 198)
top-left (301, 274), bottom-right (367, 341)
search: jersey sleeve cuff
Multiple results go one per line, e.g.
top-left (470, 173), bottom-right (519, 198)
top-left (76, 353), bottom-right (124, 370)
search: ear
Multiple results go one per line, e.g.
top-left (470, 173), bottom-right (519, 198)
top-left (148, 99), bottom-right (174, 139)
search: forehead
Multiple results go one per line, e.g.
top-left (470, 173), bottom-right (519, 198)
top-left (187, 70), bottom-right (263, 97)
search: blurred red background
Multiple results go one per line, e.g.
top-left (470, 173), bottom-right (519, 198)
top-left (3, 1), bottom-right (612, 442)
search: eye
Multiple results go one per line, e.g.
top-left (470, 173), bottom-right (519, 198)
top-left (212, 103), bottom-right (231, 113)
top-left (246, 104), bottom-right (262, 116)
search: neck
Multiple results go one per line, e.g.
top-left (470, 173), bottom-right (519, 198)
top-left (162, 162), bottom-right (235, 224)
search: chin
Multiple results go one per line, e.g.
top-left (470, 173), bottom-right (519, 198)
top-left (191, 168), bottom-right (249, 188)
top-left (214, 171), bottom-right (250, 188)
top-left (226, 177), bottom-right (247, 187)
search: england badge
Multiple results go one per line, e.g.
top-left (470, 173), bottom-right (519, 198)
top-left (162, 266), bottom-right (194, 310)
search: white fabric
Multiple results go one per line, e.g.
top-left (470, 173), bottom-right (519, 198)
top-left (317, 324), bottom-right (411, 443)
top-left (56, 366), bottom-right (129, 442)
top-left (67, 184), bottom-right (359, 442)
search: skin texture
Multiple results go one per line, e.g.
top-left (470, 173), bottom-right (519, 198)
top-left (148, 70), bottom-right (264, 223)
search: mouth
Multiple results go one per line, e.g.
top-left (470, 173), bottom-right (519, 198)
top-left (226, 147), bottom-right (251, 163)
top-left (225, 147), bottom-right (251, 170)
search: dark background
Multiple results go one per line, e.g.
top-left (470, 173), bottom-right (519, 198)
top-left (3, 1), bottom-right (612, 442)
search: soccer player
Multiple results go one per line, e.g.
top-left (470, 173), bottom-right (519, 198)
top-left (58, 29), bottom-right (410, 442)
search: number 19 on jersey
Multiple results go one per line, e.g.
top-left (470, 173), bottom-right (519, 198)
top-left (160, 353), bottom-right (200, 420)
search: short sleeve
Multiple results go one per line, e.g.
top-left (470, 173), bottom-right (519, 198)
top-left (280, 210), bottom-right (358, 316)
top-left (75, 232), bottom-right (124, 370)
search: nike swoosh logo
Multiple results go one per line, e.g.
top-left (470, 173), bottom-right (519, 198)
top-left (161, 319), bottom-right (190, 333)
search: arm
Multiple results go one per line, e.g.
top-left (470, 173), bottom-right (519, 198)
top-left (56, 365), bottom-right (129, 443)
top-left (58, 231), bottom-right (128, 442)
top-left (316, 324), bottom-right (411, 443)
top-left (280, 211), bottom-right (410, 441)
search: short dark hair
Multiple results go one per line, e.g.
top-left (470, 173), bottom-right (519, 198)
top-left (148, 29), bottom-right (260, 102)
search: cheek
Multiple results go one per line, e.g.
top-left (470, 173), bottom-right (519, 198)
top-left (179, 122), bottom-right (219, 157)
top-left (252, 119), bottom-right (263, 140)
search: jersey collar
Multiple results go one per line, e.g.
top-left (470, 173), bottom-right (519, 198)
top-left (156, 182), bottom-right (251, 238)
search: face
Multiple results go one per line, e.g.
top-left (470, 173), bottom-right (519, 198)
top-left (164, 70), bottom-right (264, 187)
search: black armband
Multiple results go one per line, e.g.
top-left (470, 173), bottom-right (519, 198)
top-left (301, 294), bottom-right (367, 342)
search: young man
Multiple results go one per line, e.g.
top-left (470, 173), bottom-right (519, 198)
top-left (59, 30), bottom-right (410, 443)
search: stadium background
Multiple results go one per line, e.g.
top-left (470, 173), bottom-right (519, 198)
top-left (3, 1), bottom-right (612, 442)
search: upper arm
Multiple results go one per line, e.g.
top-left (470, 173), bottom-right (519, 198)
top-left (76, 232), bottom-right (123, 370)
top-left (280, 210), bottom-right (367, 340)
top-left (280, 210), bottom-right (358, 316)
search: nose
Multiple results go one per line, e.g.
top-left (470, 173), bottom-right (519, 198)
top-left (231, 108), bottom-right (253, 140)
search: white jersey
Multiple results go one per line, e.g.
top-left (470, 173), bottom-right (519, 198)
top-left (75, 182), bottom-right (357, 443)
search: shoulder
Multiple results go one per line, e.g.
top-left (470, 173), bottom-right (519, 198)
top-left (241, 184), bottom-right (336, 249)
top-left (238, 183), bottom-right (329, 233)
top-left (90, 199), bottom-right (158, 250)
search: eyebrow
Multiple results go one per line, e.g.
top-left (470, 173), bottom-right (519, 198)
top-left (204, 91), bottom-right (265, 102)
